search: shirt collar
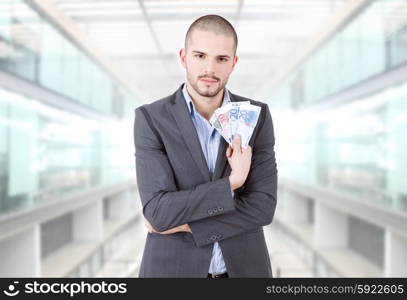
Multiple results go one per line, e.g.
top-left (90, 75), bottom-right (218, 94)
top-left (182, 82), bottom-right (231, 116)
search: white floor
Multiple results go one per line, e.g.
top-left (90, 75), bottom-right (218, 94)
top-left (264, 225), bottom-right (314, 277)
top-left (94, 217), bottom-right (145, 278)
top-left (92, 217), bottom-right (313, 278)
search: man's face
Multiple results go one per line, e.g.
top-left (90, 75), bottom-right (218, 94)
top-left (180, 29), bottom-right (238, 98)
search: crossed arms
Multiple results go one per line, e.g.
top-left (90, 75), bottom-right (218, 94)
top-left (133, 103), bottom-right (277, 247)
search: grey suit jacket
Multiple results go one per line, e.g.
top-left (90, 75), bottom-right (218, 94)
top-left (133, 83), bottom-right (278, 278)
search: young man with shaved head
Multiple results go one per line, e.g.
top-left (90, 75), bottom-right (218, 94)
top-left (134, 14), bottom-right (278, 278)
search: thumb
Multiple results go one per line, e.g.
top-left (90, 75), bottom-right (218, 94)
top-left (226, 145), bottom-right (232, 158)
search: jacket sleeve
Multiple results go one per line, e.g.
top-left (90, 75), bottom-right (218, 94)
top-left (134, 106), bottom-right (236, 232)
top-left (188, 103), bottom-right (278, 247)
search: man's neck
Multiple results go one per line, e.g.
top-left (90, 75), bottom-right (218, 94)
top-left (186, 82), bottom-right (224, 121)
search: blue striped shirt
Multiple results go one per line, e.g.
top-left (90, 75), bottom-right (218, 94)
top-left (182, 82), bottom-right (229, 274)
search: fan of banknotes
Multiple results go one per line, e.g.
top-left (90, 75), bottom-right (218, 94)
top-left (209, 101), bottom-right (261, 148)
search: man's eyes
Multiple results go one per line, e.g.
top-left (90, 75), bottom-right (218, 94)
top-left (194, 54), bottom-right (228, 62)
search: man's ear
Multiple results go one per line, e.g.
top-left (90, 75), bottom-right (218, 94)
top-left (179, 48), bottom-right (187, 69)
top-left (231, 55), bottom-right (238, 71)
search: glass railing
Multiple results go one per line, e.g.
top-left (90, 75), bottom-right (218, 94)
top-left (0, 87), bottom-right (135, 216)
top-left (275, 81), bottom-right (407, 212)
top-left (269, 0), bottom-right (407, 108)
top-left (0, 0), bottom-right (139, 118)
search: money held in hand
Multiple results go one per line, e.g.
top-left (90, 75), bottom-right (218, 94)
top-left (209, 102), bottom-right (261, 147)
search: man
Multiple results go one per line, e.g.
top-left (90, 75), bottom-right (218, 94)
top-left (133, 14), bottom-right (277, 278)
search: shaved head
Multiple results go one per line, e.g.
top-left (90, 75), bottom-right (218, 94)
top-left (185, 14), bottom-right (238, 56)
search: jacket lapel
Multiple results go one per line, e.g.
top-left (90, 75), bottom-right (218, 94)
top-left (168, 84), bottom-right (211, 182)
top-left (168, 84), bottom-right (241, 182)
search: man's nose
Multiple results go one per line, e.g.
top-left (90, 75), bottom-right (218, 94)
top-left (203, 59), bottom-right (217, 75)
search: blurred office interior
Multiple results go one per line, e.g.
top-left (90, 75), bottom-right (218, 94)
top-left (0, 0), bottom-right (406, 277)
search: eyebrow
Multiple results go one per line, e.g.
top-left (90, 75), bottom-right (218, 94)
top-left (192, 50), bottom-right (231, 59)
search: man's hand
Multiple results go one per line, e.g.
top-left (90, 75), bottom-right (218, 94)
top-left (226, 134), bottom-right (252, 190)
top-left (144, 217), bottom-right (192, 234)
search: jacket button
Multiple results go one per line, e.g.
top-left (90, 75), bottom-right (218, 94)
top-left (208, 209), bottom-right (213, 215)
top-left (210, 235), bottom-right (217, 241)
top-left (213, 207), bottom-right (218, 213)
top-left (218, 206), bottom-right (223, 211)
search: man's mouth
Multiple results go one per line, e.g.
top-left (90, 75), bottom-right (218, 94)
top-left (200, 78), bottom-right (218, 84)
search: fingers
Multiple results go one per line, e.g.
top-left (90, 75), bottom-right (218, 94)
top-left (228, 136), bottom-right (252, 159)
top-left (232, 134), bottom-right (242, 152)
top-left (144, 217), bottom-right (155, 233)
top-left (242, 145), bottom-right (252, 153)
top-left (242, 145), bottom-right (252, 158)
